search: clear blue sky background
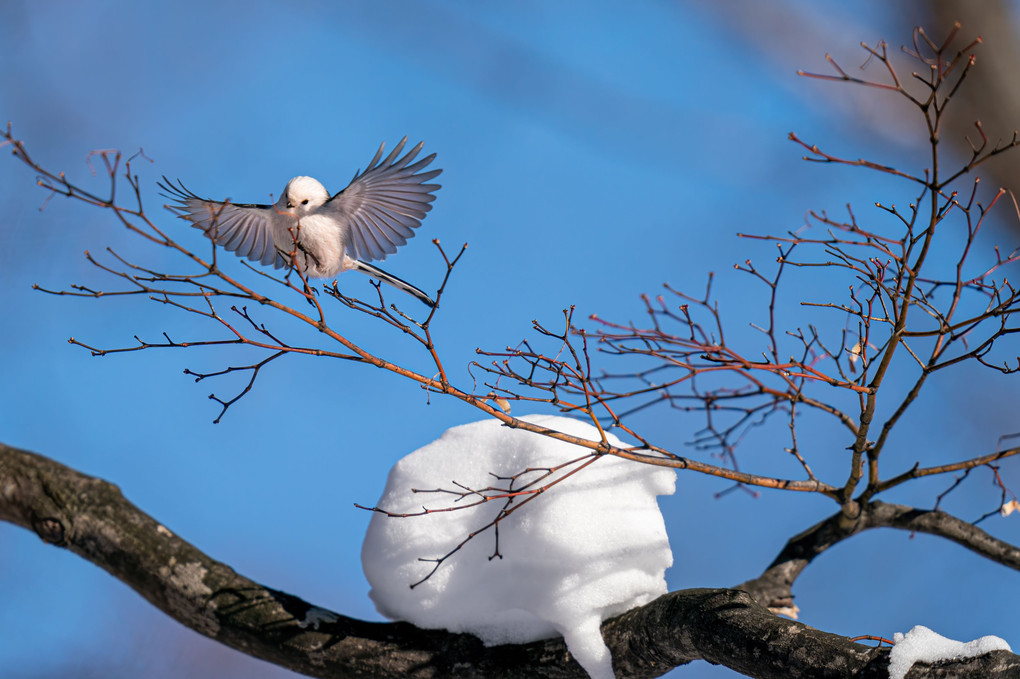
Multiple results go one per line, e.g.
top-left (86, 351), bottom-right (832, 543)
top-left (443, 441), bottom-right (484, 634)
top-left (2, 2), bottom-right (1018, 677)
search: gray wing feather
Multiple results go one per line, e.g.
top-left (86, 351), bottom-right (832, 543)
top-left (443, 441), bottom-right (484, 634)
top-left (325, 138), bottom-right (442, 263)
top-left (159, 178), bottom-right (281, 267)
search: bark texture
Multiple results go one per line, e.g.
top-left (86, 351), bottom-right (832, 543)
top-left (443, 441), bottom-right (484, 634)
top-left (2, 442), bottom-right (1018, 678)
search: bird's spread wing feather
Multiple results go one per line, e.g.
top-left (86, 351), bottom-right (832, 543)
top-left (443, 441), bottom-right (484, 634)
top-left (325, 138), bottom-right (442, 262)
top-left (158, 178), bottom-right (282, 267)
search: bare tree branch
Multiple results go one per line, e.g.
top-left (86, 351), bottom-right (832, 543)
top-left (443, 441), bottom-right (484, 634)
top-left (739, 500), bottom-right (1020, 613)
top-left (4, 441), bottom-right (1020, 678)
top-left (903, 1), bottom-right (1020, 238)
top-left (4, 21), bottom-right (1020, 679)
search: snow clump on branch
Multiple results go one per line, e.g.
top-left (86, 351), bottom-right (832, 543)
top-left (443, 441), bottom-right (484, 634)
top-left (888, 625), bottom-right (1012, 679)
top-left (361, 414), bottom-right (676, 679)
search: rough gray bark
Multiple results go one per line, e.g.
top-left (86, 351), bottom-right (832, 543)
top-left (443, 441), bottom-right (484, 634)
top-left (2, 441), bottom-right (1018, 678)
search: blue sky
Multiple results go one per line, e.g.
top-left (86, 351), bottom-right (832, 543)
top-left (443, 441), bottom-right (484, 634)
top-left (2, 2), bottom-right (1018, 677)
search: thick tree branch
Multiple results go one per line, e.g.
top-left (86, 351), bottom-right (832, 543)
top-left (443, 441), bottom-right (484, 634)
top-left (3, 441), bottom-right (1019, 678)
top-left (740, 500), bottom-right (1020, 612)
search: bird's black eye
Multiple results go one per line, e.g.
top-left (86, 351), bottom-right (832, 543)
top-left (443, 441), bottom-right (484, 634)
top-left (301, 199), bottom-right (309, 205)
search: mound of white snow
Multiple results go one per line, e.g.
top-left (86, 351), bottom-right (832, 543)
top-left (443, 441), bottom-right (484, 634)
top-left (361, 415), bottom-right (676, 679)
top-left (888, 625), bottom-right (1011, 679)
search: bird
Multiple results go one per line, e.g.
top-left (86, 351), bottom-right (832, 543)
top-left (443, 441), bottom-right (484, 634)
top-left (159, 137), bottom-right (441, 307)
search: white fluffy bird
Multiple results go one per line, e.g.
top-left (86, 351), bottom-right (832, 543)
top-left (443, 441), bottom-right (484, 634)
top-left (160, 137), bottom-right (441, 307)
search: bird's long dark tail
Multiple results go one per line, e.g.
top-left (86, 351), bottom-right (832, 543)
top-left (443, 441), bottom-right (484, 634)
top-left (351, 261), bottom-right (436, 308)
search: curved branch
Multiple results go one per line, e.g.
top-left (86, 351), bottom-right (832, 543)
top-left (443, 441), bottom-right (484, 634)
top-left (740, 500), bottom-right (1020, 612)
top-left (875, 446), bottom-right (1020, 494)
top-left (868, 500), bottom-right (1020, 566)
top-left (3, 442), bottom-right (1019, 678)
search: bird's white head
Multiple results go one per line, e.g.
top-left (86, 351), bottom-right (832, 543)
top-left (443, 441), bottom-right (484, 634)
top-left (282, 176), bottom-right (330, 214)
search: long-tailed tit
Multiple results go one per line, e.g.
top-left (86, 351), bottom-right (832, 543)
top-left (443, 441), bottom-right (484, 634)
top-left (160, 137), bottom-right (441, 307)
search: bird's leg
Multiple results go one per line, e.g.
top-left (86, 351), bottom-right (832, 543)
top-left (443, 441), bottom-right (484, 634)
top-left (295, 240), bottom-right (322, 269)
top-left (274, 245), bottom-right (319, 304)
top-left (281, 223), bottom-right (323, 275)
top-left (293, 244), bottom-right (322, 303)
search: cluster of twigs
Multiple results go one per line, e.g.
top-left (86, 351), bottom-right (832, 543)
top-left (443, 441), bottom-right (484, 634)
top-left (472, 26), bottom-right (1020, 514)
top-left (5, 125), bottom-right (471, 414)
top-left (4, 25), bottom-right (1019, 585)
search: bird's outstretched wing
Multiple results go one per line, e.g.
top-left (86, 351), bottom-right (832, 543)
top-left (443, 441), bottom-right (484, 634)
top-left (325, 137), bottom-right (442, 262)
top-left (159, 178), bottom-right (282, 267)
